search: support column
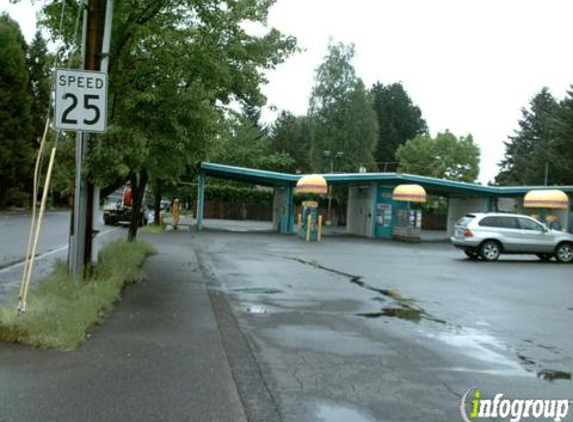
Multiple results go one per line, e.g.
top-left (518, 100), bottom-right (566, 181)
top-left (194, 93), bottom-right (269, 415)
top-left (370, 182), bottom-right (378, 238)
top-left (487, 196), bottom-right (497, 212)
top-left (197, 171), bottom-right (205, 230)
top-left (285, 185), bottom-right (294, 234)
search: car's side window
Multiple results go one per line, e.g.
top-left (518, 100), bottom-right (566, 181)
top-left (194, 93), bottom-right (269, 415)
top-left (497, 217), bottom-right (518, 229)
top-left (479, 216), bottom-right (499, 227)
top-left (518, 217), bottom-right (544, 231)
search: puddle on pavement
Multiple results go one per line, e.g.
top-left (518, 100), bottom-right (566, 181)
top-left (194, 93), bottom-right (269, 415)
top-left (434, 329), bottom-right (532, 377)
top-left (518, 344), bottom-right (571, 382)
top-left (538, 369), bottom-right (572, 382)
top-left (232, 287), bottom-right (283, 295)
top-left (355, 306), bottom-right (447, 325)
top-left (433, 333), bottom-right (572, 382)
top-left (314, 402), bottom-right (376, 422)
top-left (245, 305), bottom-right (267, 314)
top-left (516, 353), bottom-right (536, 366)
top-left (356, 307), bottom-right (424, 322)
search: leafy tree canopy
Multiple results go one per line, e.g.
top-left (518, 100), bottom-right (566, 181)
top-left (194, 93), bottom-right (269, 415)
top-left (39, 0), bottom-right (297, 238)
top-left (396, 131), bottom-right (480, 182)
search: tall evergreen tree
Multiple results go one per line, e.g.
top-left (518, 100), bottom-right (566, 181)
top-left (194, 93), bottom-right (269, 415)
top-left (0, 14), bottom-right (33, 207)
top-left (553, 87), bottom-right (573, 185)
top-left (27, 30), bottom-right (52, 142)
top-left (211, 112), bottom-right (294, 172)
top-left (371, 82), bottom-right (427, 170)
top-left (496, 88), bottom-right (559, 185)
top-left (308, 42), bottom-right (378, 173)
top-left (269, 111), bottom-right (311, 173)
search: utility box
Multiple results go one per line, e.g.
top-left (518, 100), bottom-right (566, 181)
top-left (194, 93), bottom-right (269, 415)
top-left (298, 201), bottom-right (321, 242)
top-left (393, 209), bottom-right (422, 242)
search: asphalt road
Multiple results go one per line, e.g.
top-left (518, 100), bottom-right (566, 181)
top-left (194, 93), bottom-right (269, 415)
top-left (0, 217), bottom-right (571, 421)
top-left (0, 210), bottom-right (125, 303)
top-left (194, 230), bottom-right (573, 422)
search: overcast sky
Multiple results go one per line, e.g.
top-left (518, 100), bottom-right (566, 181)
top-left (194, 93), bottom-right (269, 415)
top-left (3, 0), bottom-right (573, 184)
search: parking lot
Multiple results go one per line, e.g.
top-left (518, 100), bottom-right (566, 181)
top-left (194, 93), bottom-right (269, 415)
top-left (194, 229), bottom-right (572, 421)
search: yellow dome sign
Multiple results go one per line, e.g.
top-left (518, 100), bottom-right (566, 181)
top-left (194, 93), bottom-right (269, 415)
top-left (524, 189), bottom-right (569, 209)
top-left (392, 184), bottom-right (427, 203)
top-left (295, 174), bottom-right (328, 195)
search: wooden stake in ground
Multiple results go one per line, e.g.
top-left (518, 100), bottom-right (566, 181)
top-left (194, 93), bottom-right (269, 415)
top-left (18, 146), bottom-right (57, 314)
top-left (18, 119), bottom-right (50, 314)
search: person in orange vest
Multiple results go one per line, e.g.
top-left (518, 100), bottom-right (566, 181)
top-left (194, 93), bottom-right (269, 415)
top-left (172, 198), bottom-right (181, 230)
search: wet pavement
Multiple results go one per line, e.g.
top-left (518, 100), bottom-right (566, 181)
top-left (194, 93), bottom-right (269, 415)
top-left (0, 210), bottom-right (127, 303)
top-left (194, 230), bottom-right (572, 422)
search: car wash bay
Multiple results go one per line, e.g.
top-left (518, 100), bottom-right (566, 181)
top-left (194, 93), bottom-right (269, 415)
top-left (196, 162), bottom-right (573, 238)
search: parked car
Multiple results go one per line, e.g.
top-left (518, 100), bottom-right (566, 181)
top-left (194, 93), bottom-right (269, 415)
top-left (451, 212), bottom-right (573, 263)
top-left (103, 200), bottom-right (149, 226)
top-left (103, 185), bottom-right (149, 226)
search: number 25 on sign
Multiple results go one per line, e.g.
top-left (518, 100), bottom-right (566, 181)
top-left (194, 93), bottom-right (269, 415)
top-left (54, 69), bottom-right (108, 133)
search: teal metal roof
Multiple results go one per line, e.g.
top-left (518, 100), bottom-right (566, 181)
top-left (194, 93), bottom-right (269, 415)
top-left (201, 162), bottom-right (298, 186)
top-left (200, 163), bottom-right (573, 197)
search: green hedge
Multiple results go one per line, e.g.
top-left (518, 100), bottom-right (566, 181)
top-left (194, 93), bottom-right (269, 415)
top-left (204, 185), bottom-right (273, 205)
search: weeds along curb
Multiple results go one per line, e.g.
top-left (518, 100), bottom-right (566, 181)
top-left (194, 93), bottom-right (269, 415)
top-left (0, 239), bottom-right (155, 351)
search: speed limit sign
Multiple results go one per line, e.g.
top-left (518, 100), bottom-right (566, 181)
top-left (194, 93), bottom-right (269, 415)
top-left (54, 69), bottom-right (108, 132)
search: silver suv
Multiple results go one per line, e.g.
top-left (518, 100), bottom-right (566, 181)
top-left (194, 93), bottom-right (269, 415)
top-left (451, 212), bottom-right (573, 262)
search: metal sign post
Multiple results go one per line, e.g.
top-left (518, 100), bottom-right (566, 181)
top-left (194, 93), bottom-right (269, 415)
top-left (55, 69), bottom-right (108, 278)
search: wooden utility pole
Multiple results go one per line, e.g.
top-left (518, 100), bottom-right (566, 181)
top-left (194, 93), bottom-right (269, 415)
top-left (71, 0), bottom-right (107, 276)
top-left (83, 0), bottom-right (107, 267)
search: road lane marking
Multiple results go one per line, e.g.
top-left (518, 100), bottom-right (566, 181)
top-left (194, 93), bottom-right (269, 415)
top-left (0, 227), bottom-right (123, 274)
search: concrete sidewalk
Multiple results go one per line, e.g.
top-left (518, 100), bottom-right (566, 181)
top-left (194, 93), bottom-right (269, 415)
top-left (0, 232), bottom-right (247, 422)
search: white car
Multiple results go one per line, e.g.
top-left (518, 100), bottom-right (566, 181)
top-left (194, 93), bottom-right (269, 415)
top-left (451, 212), bottom-right (573, 262)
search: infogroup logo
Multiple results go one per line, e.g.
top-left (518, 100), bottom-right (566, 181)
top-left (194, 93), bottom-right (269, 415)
top-left (460, 387), bottom-right (572, 422)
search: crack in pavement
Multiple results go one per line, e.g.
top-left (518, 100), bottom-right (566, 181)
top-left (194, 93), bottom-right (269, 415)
top-left (287, 257), bottom-right (448, 326)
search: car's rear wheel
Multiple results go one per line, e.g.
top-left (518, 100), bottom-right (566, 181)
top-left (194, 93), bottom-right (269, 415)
top-left (464, 250), bottom-right (479, 260)
top-left (479, 240), bottom-right (501, 261)
top-left (536, 253), bottom-right (552, 262)
top-left (555, 243), bottom-right (573, 263)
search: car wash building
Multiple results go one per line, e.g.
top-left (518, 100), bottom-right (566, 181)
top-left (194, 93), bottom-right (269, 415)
top-left (197, 163), bottom-right (573, 239)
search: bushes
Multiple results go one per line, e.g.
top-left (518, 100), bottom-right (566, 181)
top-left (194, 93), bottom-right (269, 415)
top-left (204, 185), bottom-right (273, 205)
top-left (0, 239), bottom-right (155, 351)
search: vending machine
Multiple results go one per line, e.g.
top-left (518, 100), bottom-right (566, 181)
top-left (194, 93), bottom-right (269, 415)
top-left (298, 200), bottom-right (322, 242)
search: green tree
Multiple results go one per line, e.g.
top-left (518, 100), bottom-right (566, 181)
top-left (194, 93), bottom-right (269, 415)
top-left (269, 111), bottom-right (311, 173)
top-left (496, 88), bottom-right (560, 185)
top-left (396, 131), bottom-right (480, 182)
top-left (27, 30), bottom-right (52, 143)
top-left (41, 0), bottom-right (297, 240)
top-left (211, 111), bottom-right (294, 172)
top-left (0, 14), bottom-right (33, 208)
top-left (308, 42), bottom-right (378, 173)
top-left (552, 87), bottom-right (573, 185)
top-left (371, 82), bottom-right (427, 170)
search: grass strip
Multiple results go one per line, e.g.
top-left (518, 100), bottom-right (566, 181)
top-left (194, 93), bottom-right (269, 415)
top-left (0, 239), bottom-right (155, 351)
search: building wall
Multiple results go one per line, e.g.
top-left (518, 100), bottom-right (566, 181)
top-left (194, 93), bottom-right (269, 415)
top-left (272, 187), bottom-right (287, 232)
top-left (446, 197), bottom-right (490, 236)
top-left (347, 185), bottom-right (372, 237)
